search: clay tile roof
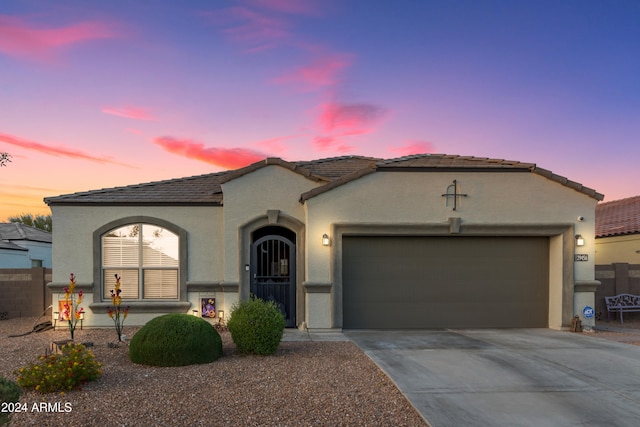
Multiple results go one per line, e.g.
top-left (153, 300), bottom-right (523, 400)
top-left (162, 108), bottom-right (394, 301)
top-left (295, 155), bottom-right (381, 179)
top-left (596, 196), bottom-right (640, 237)
top-left (45, 154), bottom-right (603, 205)
top-left (44, 156), bottom-right (380, 206)
top-left (219, 157), bottom-right (330, 184)
top-left (44, 171), bottom-right (232, 205)
top-left (383, 154), bottom-right (602, 200)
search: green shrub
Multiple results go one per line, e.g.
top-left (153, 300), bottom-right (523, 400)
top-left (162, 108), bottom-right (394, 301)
top-left (14, 344), bottom-right (102, 393)
top-left (227, 297), bottom-right (286, 355)
top-left (0, 377), bottom-right (21, 426)
top-left (129, 314), bottom-right (222, 366)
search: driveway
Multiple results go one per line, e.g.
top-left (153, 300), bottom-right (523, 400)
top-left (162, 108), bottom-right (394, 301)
top-left (345, 329), bottom-right (640, 427)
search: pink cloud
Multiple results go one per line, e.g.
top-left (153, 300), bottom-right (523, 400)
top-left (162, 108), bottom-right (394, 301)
top-left (274, 54), bottom-right (352, 91)
top-left (313, 135), bottom-right (353, 153)
top-left (318, 101), bottom-right (386, 133)
top-left (254, 134), bottom-right (302, 154)
top-left (310, 101), bottom-right (387, 152)
top-left (390, 140), bottom-right (435, 156)
top-left (153, 137), bottom-right (266, 169)
top-left (0, 132), bottom-right (130, 166)
top-left (0, 15), bottom-right (117, 62)
top-left (102, 106), bottom-right (157, 121)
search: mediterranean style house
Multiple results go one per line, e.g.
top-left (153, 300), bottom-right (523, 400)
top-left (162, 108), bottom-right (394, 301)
top-left (45, 154), bottom-right (603, 330)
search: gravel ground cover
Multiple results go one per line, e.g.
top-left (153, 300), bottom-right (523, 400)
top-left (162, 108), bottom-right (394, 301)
top-left (0, 317), bottom-right (425, 427)
top-left (592, 315), bottom-right (640, 345)
top-left (3, 316), bottom-right (640, 426)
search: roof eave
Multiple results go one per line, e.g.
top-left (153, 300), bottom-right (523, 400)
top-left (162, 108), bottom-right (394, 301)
top-left (46, 201), bottom-right (223, 207)
top-left (299, 164), bottom-right (377, 203)
top-left (533, 167), bottom-right (604, 201)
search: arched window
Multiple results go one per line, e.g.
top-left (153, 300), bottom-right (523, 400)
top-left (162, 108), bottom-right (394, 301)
top-left (102, 224), bottom-right (179, 300)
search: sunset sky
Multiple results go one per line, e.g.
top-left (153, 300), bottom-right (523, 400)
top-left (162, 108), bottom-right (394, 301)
top-left (1, 0), bottom-right (639, 221)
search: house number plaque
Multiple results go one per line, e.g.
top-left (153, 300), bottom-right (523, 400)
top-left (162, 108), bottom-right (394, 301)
top-left (575, 254), bottom-right (588, 262)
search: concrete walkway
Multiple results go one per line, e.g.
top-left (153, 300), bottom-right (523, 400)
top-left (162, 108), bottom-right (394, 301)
top-left (345, 328), bottom-right (640, 427)
top-left (282, 328), bottom-right (350, 342)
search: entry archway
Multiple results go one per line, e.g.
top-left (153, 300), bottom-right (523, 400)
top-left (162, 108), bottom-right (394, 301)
top-left (251, 226), bottom-right (296, 327)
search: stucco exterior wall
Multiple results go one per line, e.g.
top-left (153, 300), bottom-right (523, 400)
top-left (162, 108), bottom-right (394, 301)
top-left (305, 171), bottom-right (597, 279)
top-left (48, 165), bottom-right (599, 330)
top-left (220, 166), bottom-right (321, 283)
top-left (0, 249), bottom-right (28, 268)
top-left (304, 171), bottom-right (598, 329)
top-left (51, 205), bottom-right (223, 284)
top-left (595, 235), bottom-right (640, 264)
top-left (49, 205), bottom-right (223, 327)
top-left (0, 242), bottom-right (52, 268)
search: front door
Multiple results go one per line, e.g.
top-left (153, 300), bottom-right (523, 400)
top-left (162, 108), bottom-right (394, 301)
top-left (251, 234), bottom-right (296, 327)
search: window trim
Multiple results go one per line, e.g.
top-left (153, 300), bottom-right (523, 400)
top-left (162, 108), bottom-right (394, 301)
top-left (93, 216), bottom-right (188, 305)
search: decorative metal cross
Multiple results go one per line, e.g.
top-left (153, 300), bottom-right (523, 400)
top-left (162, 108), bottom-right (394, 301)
top-left (442, 179), bottom-right (468, 211)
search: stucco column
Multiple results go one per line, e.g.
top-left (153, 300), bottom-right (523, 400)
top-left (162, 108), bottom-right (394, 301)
top-left (574, 280), bottom-right (600, 331)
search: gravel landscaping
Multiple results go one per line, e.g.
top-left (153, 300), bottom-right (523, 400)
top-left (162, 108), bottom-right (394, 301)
top-left (592, 315), bottom-right (640, 345)
top-left (0, 317), bottom-right (426, 426)
top-left (3, 314), bottom-right (640, 426)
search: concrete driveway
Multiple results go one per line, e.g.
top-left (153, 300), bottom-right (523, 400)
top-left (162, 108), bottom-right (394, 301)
top-left (345, 329), bottom-right (640, 427)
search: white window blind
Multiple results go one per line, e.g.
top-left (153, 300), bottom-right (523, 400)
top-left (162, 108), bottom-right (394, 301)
top-left (103, 269), bottom-right (139, 299)
top-left (102, 224), bottom-right (179, 300)
top-left (103, 236), bottom-right (139, 267)
top-left (143, 270), bottom-right (179, 299)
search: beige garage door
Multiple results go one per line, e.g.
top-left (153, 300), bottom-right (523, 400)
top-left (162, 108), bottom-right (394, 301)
top-left (342, 236), bottom-right (549, 329)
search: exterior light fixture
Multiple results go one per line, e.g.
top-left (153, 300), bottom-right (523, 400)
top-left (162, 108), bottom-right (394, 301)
top-left (218, 310), bottom-right (225, 325)
top-left (322, 234), bottom-right (330, 246)
top-left (79, 311), bottom-right (85, 330)
top-left (575, 234), bottom-right (585, 247)
top-left (53, 311), bottom-right (59, 329)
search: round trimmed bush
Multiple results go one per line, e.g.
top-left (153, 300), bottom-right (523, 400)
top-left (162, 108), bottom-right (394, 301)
top-left (129, 314), bottom-right (222, 366)
top-left (227, 297), bottom-right (285, 355)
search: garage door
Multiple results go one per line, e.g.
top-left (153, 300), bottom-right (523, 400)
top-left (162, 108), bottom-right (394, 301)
top-left (342, 236), bottom-right (549, 329)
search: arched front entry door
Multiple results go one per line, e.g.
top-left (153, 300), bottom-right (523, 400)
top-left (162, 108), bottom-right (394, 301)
top-left (250, 227), bottom-right (296, 327)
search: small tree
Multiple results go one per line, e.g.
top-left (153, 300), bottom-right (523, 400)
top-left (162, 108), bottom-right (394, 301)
top-left (61, 273), bottom-right (84, 340)
top-left (0, 152), bottom-right (10, 167)
top-left (107, 274), bottom-right (129, 341)
top-left (8, 213), bottom-right (52, 232)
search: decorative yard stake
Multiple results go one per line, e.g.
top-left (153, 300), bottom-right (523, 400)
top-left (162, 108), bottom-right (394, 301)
top-left (62, 273), bottom-right (84, 340)
top-left (107, 274), bottom-right (129, 342)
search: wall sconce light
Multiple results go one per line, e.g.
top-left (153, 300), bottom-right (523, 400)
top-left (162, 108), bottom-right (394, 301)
top-left (575, 234), bottom-right (585, 247)
top-left (322, 234), bottom-right (330, 246)
top-left (53, 311), bottom-right (59, 329)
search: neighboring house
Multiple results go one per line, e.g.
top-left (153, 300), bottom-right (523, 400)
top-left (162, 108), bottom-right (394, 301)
top-left (595, 196), bottom-right (640, 264)
top-left (0, 222), bottom-right (52, 268)
top-left (44, 154), bottom-right (603, 330)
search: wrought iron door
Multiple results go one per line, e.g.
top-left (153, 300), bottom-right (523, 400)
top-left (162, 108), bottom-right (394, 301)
top-left (251, 235), bottom-right (296, 327)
